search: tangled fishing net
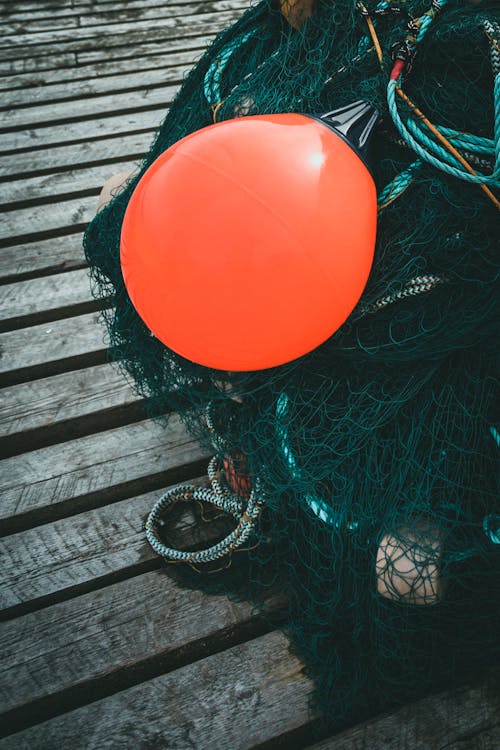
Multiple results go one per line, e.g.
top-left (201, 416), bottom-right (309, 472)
top-left (84, 0), bottom-right (500, 733)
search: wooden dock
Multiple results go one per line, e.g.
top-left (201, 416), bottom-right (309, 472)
top-left (0, 1), bottom-right (498, 747)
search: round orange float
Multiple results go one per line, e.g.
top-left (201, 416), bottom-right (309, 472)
top-left (120, 102), bottom-right (378, 370)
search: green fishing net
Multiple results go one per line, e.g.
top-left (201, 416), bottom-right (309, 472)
top-left (84, 0), bottom-right (500, 734)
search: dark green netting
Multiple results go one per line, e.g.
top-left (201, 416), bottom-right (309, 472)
top-left (84, 0), bottom-right (500, 734)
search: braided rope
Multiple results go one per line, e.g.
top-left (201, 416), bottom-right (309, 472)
top-left (484, 19), bottom-right (500, 77)
top-left (360, 274), bottom-right (447, 313)
top-left (145, 455), bottom-right (264, 564)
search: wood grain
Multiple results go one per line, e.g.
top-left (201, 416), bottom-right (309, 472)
top-left (0, 234), bottom-right (86, 282)
top-left (0, 9), bottom-right (244, 62)
top-left (1, 61), bottom-right (191, 107)
top-left (0, 268), bottom-right (94, 329)
top-left (1, 160), bottom-right (135, 208)
top-left (0, 40), bottom-right (208, 90)
top-left (0, 362), bottom-right (143, 454)
top-left (0, 81), bottom-right (179, 130)
top-left (0, 415), bottom-right (210, 528)
top-left (0, 132), bottom-right (152, 179)
top-left (306, 676), bottom-right (500, 750)
top-left (0, 630), bottom-right (313, 750)
top-left (0, 362), bottom-right (138, 436)
top-left (0, 311), bottom-right (106, 385)
top-left (0, 569), bottom-right (281, 717)
top-left (1, 109), bottom-right (164, 153)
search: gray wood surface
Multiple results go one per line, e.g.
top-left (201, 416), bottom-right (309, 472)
top-left (0, 235), bottom-right (86, 282)
top-left (2, 1), bottom-right (496, 747)
top-left (0, 268), bottom-right (95, 330)
top-left (1, 109), bottom-right (165, 152)
top-left (306, 676), bottom-right (500, 750)
top-left (0, 40), bottom-right (208, 90)
top-left (0, 311), bottom-right (106, 385)
top-left (0, 81), bottom-right (179, 130)
top-left (1, 61), bottom-right (191, 107)
top-left (0, 9), bottom-right (244, 61)
top-left (0, 567), bottom-right (272, 716)
top-left (1, 160), bottom-right (135, 208)
top-left (0, 197), bottom-right (97, 244)
top-left (0, 630), bottom-right (313, 750)
top-left (0, 415), bottom-right (210, 528)
top-left (0, 362), bottom-right (140, 441)
top-left (0, 481), bottom-right (205, 611)
top-left (0, 132), bottom-right (152, 178)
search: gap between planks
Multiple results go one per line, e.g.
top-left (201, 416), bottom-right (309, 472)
top-left (0, 629), bottom-right (313, 749)
top-left (0, 414), bottom-right (211, 534)
top-left (0, 362), bottom-right (147, 457)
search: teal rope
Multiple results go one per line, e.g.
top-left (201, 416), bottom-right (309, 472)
top-left (203, 29), bottom-right (257, 108)
top-left (386, 5), bottom-right (500, 189)
top-left (387, 76), bottom-right (500, 186)
top-left (377, 159), bottom-right (422, 208)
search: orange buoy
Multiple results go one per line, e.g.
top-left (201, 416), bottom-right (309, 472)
top-left (120, 102), bottom-right (378, 371)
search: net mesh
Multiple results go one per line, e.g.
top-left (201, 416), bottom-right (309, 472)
top-left (84, 0), bottom-right (500, 733)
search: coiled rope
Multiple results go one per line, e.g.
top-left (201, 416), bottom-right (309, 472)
top-left (146, 409), bottom-right (264, 564)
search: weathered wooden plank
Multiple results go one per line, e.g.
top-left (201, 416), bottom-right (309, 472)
top-left (306, 676), bottom-right (500, 750)
top-left (0, 479), bottom-right (206, 611)
top-left (0, 1), bottom-right (210, 34)
top-left (0, 51), bottom-right (77, 77)
top-left (0, 567), bottom-right (276, 726)
top-left (0, 415), bottom-right (209, 529)
top-left (0, 363), bottom-right (140, 446)
top-left (0, 160), bottom-right (135, 208)
top-left (0, 43), bottom-right (205, 92)
top-left (0, 268), bottom-right (95, 331)
top-left (0, 0), bottom-right (246, 35)
top-left (0, 0), bottom-right (197, 15)
top-left (0, 234), bottom-right (85, 282)
top-left (0, 81), bottom-right (178, 130)
top-left (0, 30), bottom-right (214, 76)
top-left (0, 197), bottom-right (95, 246)
top-left (1, 109), bottom-right (163, 153)
top-left (78, 0), bottom-right (247, 26)
top-left (0, 311), bottom-right (105, 386)
top-left (76, 31), bottom-right (215, 64)
top-left (0, 132), bottom-right (151, 178)
top-left (1, 62), bottom-right (191, 108)
top-left (0, 630), bottom-right (312, 750)
top-left (0, 9), bottom-right (244, 60)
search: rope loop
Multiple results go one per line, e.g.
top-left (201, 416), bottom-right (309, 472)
top-left (145, 455), bottom-right (264, 564)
